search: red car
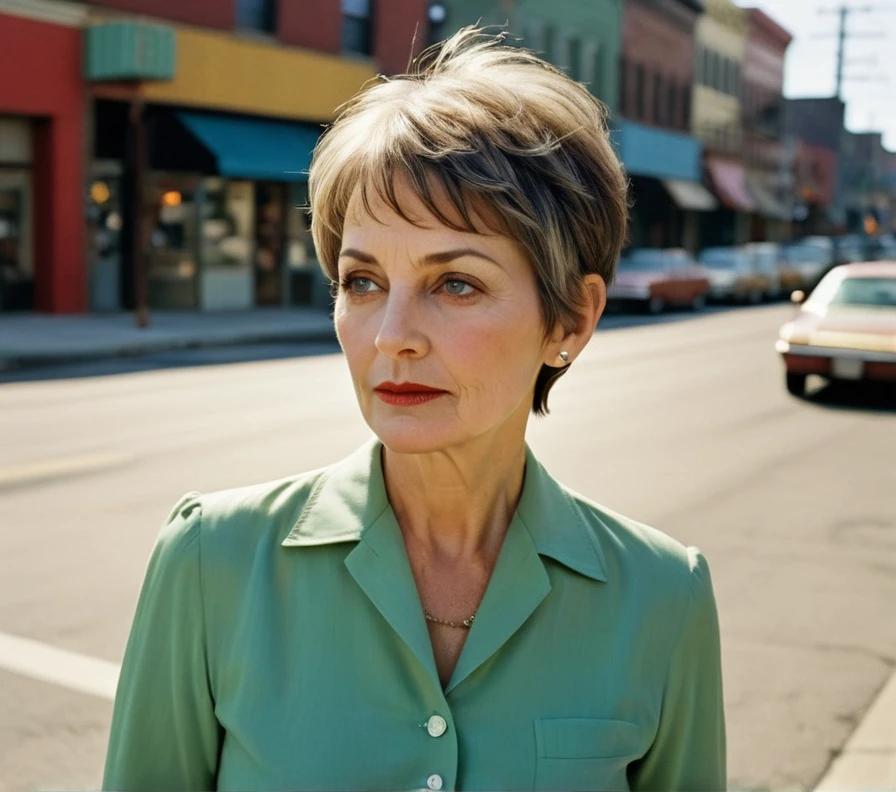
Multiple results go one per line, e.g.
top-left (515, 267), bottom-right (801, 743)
top-left (776, 262), bottom-right (896, 396)
top-left (609, 248), bottom-right (711, 314)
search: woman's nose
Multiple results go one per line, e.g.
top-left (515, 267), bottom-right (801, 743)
top-left (374, 290), bottom-right (429, 359)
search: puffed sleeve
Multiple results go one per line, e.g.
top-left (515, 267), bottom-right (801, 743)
top-left (103, 492), bottom-right (222, 791)
top-left (628, 548), bottom-right (727, 791)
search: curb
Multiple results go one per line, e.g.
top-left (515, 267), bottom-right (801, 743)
top-left (0, 326), bottom-right (339, 372)
top-left (814, 667), bottom-right (896, 791)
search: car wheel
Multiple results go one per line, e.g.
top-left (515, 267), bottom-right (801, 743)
top-left (691, 294), bottom-right (707, 311)
top-left (786, 372), bottom-right (807, 397)
top-left (648, 296), bottom-right (665, 314)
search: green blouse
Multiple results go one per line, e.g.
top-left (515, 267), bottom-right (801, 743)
top-left (103, 437), bottom-right (726, 791)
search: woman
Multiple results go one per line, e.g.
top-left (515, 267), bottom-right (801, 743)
top-left (103, 27), bottom-right (725, 792)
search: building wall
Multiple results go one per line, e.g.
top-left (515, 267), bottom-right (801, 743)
top-left (136, 25), bottom-right (377, 122)
top-left (373, 0), bottom-right (428, 74)
top-left (278, 0), bottom-right (341, 52)
top-left (86, 0), bottom-right (233, 29)
top-left (692, 0), bottom-right (746, 152)
top-left (621, 0), bottom-right (699, 131)
top-left (442, 0), bottom-right (622, 111)
top-left (0, 10), bottom-right (85, 312)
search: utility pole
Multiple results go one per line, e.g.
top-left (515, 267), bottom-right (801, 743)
top-left (820, 4), bottom-right (885, 100)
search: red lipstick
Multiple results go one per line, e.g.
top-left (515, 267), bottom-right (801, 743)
top-left (373, 381), bottom-right (448, 406)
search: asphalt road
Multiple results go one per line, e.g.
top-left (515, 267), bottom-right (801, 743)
top-left (1, 303), bottom-right (894, 791)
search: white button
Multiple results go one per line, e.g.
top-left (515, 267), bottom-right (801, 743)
top-left (426, 774), bottom-right (443, 791)
top-left (426, 714), bottom-right (448, 737)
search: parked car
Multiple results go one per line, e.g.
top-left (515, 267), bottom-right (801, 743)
top-left (608, 248), bottom-right (710, 314)
top-left (780, 238), bottom-right (835, 291)
top-left (698, 246), bottom-right (766, 303)
top-left (744, 242), bottom-right (784, 300)
top-left (775, 262), bottom-right (896, 396)
top-left (869, 234), bottom-right (896, 261)
top-left (833, 234), bottom-right (868, 265)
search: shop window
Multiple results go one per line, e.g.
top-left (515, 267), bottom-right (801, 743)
top-left (619, 56), bottom-right (628, 114)
top-left (590, 43), bottom-right (603, 98)
top-left (199, 178), bottom-right (253, 310)
top-left (343, 0), bottom-right (373, 56)
top-left (543, 24), bottom-right (556, 62)
top-left (287, 181), bottom-right (324, 307)
top-left (635, 63), bottom-right (646, 120)
top-left (652, 73), bottom-right (663, 125)
top-left (0, 168), bottom-right (33, 311)
top-left (667, 82), bottom-right (677, 129)
top-left (567, 37), bottom-right (581, 81)
top-left (236, 0), bottom-right (276, 33)
top-left (146, 174), bottom-right (199, 310)
top-left (566, 36), bottom-right (582, 80)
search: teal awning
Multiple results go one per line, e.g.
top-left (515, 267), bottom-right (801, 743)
top-left (176, 111), bottom-right (321, 181)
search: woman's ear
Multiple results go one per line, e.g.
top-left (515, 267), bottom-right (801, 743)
top-left (543, 275), bottom-right (607, 367)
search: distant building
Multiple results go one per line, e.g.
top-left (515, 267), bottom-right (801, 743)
top-left (742, 7), bottom-right (792, 242)
top-left (693, 0), bottom-right (751, 245)
top-left (616, 0), bottom-right (711, 251)
top-left (784, 97), bottom-right (846, 234)
top-left (841, 130), bottom-right (894, 235)
top-left (436, 0), bottom-right (623, 112)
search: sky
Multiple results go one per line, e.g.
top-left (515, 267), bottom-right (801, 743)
top-left (735, 0), bottom-right (896, 151)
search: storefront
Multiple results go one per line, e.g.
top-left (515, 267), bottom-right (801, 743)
top-left (702, 155), bottom-right (755, 247)
top-left (613, 120), bottom-right (716, 251)
top-left (0, 117), bottom-right (33, 311)
top-left (90, 101), bottom-right (324, 311)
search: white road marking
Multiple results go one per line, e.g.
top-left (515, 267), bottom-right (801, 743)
top-left (0, 631), bottom-right (119, 700)
top-left (0, 451), bottom-right (134, 488)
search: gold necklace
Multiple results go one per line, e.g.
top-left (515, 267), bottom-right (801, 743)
top-left (424, 609), bottom-right (477, 629)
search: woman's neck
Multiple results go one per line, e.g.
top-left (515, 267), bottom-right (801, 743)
top-left (381, 434), bottom-right (527, 564)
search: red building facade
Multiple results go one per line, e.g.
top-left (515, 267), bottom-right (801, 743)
top-left (0, 9), bottom-right (85, 312)
top-left (620, 0), bottom-right (700, 132)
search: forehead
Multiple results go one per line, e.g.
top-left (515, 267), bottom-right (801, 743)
top-left (343, 172), bottom-right (501, 240)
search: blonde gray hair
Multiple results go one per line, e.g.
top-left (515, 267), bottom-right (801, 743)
top-left (308, 26), bottom-right (628, 415)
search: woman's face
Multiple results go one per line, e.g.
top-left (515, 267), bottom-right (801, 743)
top-left (334, 177), bottom-right (560, 455)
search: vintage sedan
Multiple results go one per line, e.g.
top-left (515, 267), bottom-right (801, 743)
top-left (776, 262), bottom-right (896, 396)
top-left (608, 248), bottom-right (710, 314)
top-left (698, 247), bottom-right (767, 303)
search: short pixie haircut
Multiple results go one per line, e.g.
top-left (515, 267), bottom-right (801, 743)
top-left (308, 26), bottom-right (628, 415)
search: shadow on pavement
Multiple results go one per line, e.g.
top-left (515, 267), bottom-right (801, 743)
top-left (0, 340), bottom-right (344, 384)
top-left (801, 379), bottom-right (896, 415)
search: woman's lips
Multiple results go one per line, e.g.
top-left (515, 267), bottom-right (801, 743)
top-left (373, 388), bottom-right (447, 406)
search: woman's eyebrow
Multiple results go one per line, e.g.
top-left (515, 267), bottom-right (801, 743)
top-left (338, 247), bottom-right (503, 269)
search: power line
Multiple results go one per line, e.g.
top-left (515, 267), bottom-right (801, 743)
top-left (818, 3), bottom-right (893, 99)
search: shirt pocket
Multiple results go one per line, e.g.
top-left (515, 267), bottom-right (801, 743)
top-left (533, 717), bottom-right (640, 792)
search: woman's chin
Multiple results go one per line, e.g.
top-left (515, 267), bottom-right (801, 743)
top-left (367, 418), bottom-right (463, 456)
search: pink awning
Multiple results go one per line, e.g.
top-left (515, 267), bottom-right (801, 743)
top-left (706, 157), bottom-right (755, 212)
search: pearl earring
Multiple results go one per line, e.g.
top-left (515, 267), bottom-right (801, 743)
top-left (558, 350), bottom-right (570, 364)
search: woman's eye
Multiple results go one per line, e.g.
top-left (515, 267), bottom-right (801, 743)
top-left (442, 279), bottom-right (476, 297)
top-left (343, 276), bottom-right (380, 295)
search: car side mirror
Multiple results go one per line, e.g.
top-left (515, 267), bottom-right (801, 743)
top-left (790, 290), bottom-right (806, 305)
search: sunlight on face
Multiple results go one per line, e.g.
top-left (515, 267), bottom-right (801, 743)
top-left (334, 177), bottom-right (554, 455)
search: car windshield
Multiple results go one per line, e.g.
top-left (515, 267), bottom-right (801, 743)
top-left (700, 250), bottom-right (741, 269)
top-left (828, 277), bottom-right (896, 307)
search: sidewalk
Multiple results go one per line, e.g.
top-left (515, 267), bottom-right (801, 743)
top-left (0, 308), bottom-right (337, 370)
top-left (814, 666), bottom-right (896, 791)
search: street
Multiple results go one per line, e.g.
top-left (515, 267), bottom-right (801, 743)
top-left (1, 303), bottom-right (894, 792)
